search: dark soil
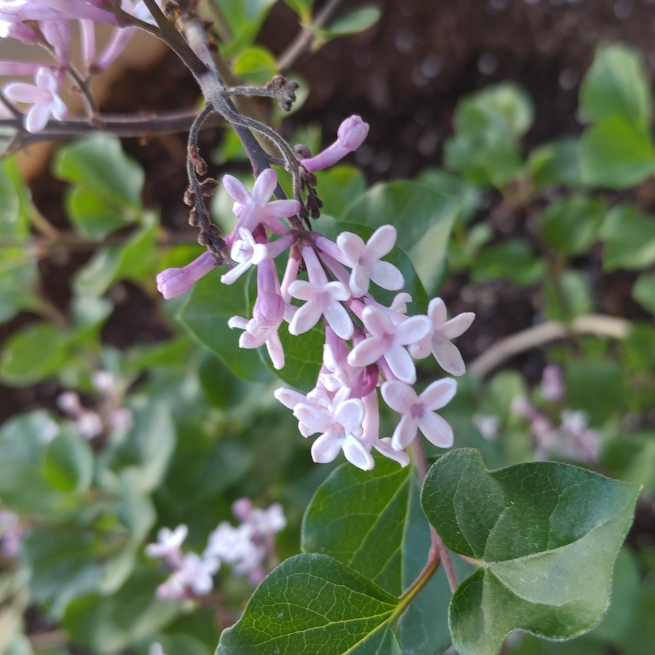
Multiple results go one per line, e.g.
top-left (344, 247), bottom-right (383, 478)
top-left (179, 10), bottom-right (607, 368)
top-left (4, 0), bottom-right (655, 415)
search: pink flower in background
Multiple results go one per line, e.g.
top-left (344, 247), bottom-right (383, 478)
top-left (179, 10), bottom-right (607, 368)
top-left (3, 67), bottom-right (67, 133)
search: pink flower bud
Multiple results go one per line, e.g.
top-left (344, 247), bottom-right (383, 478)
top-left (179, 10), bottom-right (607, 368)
top-left (232, 498), bottom-right (252, 522)
top-left (253, 291), bottom-right (285, 327)
top-left (337, 115), bottom-right (369, 151)
top-left (156, 251), bottom-right (216, 299)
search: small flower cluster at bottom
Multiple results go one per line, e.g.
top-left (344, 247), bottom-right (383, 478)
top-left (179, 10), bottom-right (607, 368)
top-left (156, 116), bottom-right (476, 470)
top-left (145, 500), bottom-right (286, 598)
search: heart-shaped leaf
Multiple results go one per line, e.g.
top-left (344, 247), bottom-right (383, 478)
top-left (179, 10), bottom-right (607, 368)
top-left (215, 554), bottom-right (400, 654)
top-left (421, 449), bottom-right (640, 655)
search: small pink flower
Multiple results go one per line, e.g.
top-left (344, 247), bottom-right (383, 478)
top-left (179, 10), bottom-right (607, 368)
top-left (3, 67), bottom-right (67, 133)
top-left (348, 305), bottom-right (431, 384)
top-left (301, 115), bottom-right (369, 172)
top-left (336, 225), bottom-right (404, 297)
top-left (156, 251), bottom-right (217, 299)
top-left (409, 298), bottom-right (475, 376)
top-left (288, 247), bottom-right (353, 340)
top-left (540, 364), bottom-right (564, 401)
top-left (145, 524), bottom-right (188, 568)
top-left (221, 228), bottom-right (257, 285)
top-left (381, 378), bottom-right (457, 450)
top-left (223, 170), bottom-right (299, 243)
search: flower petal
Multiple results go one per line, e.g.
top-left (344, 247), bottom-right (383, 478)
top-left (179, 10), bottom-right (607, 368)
top-left (3, 82), bottom-right (40, 104)
top-left (274, 387), bottom-right (307, 409)
top-left (349, 264), bottom-right (369, 297)
top-left (337, 232), bottom-right (366, 264)
top-left (323, 299), bottom-right (354, 340)
top-left (419, 378), bottom-right (457, 411)
top-left (395, 315), bottom-right (431, 346)
top-left (391, 414), bottom-right (418, 450)
top-left (408, 335), bottom-right (432, 360)
top-left (348, 336), bottom-right (387, 368)
top-left (222, 175), bottom-right (250, 205)
top-left (381, 380), bottom-right (417, 413)
top-left (342, 435), bottom-right (374, 470)
top-left (427, 297), bottom-right (447, 329)
top-left (294, 404), bottom-right (332, 433)
top-left (311, 433), bottom-right (341, 463)
top-left (385, 344), bottom-right (416, 384)
top-left (252, 168), bottom-right (277, 204)
top-left (361, 305), bottom-right (394, 337)
top-left (289, 300), bottom-right (323, 335)
top-left (442, 312), bottom-right (476, 339)
top-left (266, 331), bottom-right (285, 369)
top-left (370, 260), bottom-right (404, 291)
top-left (374, 437), bottom-right (410, 467)
top-left (432, 336), bottom-right (466, 376)
top-left (220, 260), bottom-right (252, 285)
top-left (334, 398), bottom-right (365, 432)
top-left (365, 225), bottom-right (396, 260)
top-left (263, 199), bottom-right (300, 218)
top-left (288, 279), bottom-right (318, 301)
top-left (418, 411), bottom-right (454, 448)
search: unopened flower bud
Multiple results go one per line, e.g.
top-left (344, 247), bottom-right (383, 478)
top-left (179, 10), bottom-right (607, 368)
top-left (337, 115), bottom-right (369, 151)
top-left (157, 251), bottom-right (217, 299)
top-left (253, 292), bottom-right (285, 327)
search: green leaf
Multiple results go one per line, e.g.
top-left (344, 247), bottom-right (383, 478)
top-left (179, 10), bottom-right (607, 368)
top-left (565, 358), bottom-right (626, 425)
top-left (0, 250), bottom-right (39, 324)
top-left (321, 6), bottom-right (381, 37)
top-left (302, 458), bottom-right (466, 654)
top-left (215, 0), bottom-right (277, 57)
top-left (527, 139), bottom-right (584, 189)
top-left (65, 186), bottom-right (134, 240)
top-left (283, 0), bottom-right (313, 21)
top-left (633, 272), bottom-right (655, 313)
top-left (0, 323), bottom-right (70, 386)
top-left (44, 427), bottom-right (94, 494)
top-left (101, 397), bottom-right (176, 495)
top-left (445, 83), bottom-right (533, 187)
top-left (603, 432), bottom-right (655, 490)
top-left (198, 354), bottom-right (249, 411)
top-left (579, 115), bottom-right (655, 188)
top-left (216, 554), bottom-right (399, 655)
top-left (599, 204), bottom-right (655, 271)
top-left (314, 165), bottom-right (366, 219)
top-left (421, 448), bottom-right (640, 655)
top-left (53, 134), bottom-right (144, 208)
top-left (543, 270), bottom-right (594, 322)
top-left (622, 322), bottom-right (655, 372)
top-left (263, 322), bottom-right (324, 392)
top-left (580, 44), bottom-right (652, 128)
top-left (232, 47), bottom-right (278, 85)
top-left (472, 240), bottom-right (544, 286)
top-left (0, 411), bottom-right (63, 515)
top-left (73, 215), bottom-right (157, 297)
top-left (540, 196), bottom-right (606, 256)
top-left (0, 157), bottom-right (31, 237)
top-left (178, 268), bottom-right (271, 383)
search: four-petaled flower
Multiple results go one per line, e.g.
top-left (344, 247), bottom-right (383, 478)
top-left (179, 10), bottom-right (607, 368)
top-left (348, 305), bottom-right (431, 384)
top-left (381, 378), bottom-right (457, 450)
top-left (3, 67), bottom-right (67, 133)
top-left (409, 298), bottom-right (475, 376)
top-left (337, 225), bottom-right (404, 297)
top-left (145, 524), bottom-right (188, 567)
top-left (221, 227), bottom-right (257, 285)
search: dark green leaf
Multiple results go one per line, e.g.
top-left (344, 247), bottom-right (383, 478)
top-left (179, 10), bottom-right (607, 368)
top-left (603, 432), bottom-right (655, 490)
top-left (579, 115), bottom-right (655, 189)
top-left (314, 166), bottom-right (366, 219)
top-left (198, 354), bottom-right (249, 410)
top-left (632, 273), bottom-right (655, 313)
top-left (622, 322), bottom-right (655, 371)
top-left (232, 47), bottom-right (278, 85)
top-left (421, 448), bottom-right (640, 655)
top-left (543, 270), bottom-right (594, 322)
top-left (540, 196), bottom-right (606, 256)
top-left (44, 427), bottom-right (94, 494)
top-left (53, 134), bottom-right (144, 208)
top-left (527, 139), bottom-right (584, 189)
top-left (580, 44), bottom-right (652, 128)
top-left (65, 187), bottom-right (133, 240)
top-left (322, 6), bottom-right (381, 37)
top-left (0, 323), bottom-right (70, 386)
top-left (178, 268), bottom-right (272, 382)
top-left (472, 240), bottom-right (544, 286)
top-left (600, 204), bottom-right (655, 271)
top-left (565, 358), bottom-right (626, 425)
top-left (216, 554), bottom-right (399, 655)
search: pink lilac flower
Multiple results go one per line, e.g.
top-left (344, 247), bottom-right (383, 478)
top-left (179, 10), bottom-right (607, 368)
top-left (221, 227), bottom-right (258, 285)
top-left (156, 251), bottom-right (217, 299)
top-left (409, 297), bottom-right (475, 376)
top-left (288, 246), bottom-right (353, 340)
top-left (40, 19), bottom-right (71, 64)
top-left (473, 413), bottom-right (499, 440)
top-left (360, 390), bottom-right (410, 467)
top-left (145, 524), bottom-right (188, 568)
top-left (156, 552), bottom-right (219, 599)
top-left (348, 305), bottom-right (431, 384)
top-left (301, 115), bottom-right (370, 172)
top-left (381, 378), bottom-right (457, 450)
top-left (223, 170), bottom-right (299, 244)
top-left (540, 364), bottom-right (565, 401)
top-left (0, 510), bottom-right (23, 557)
top-left (3, 67), bottom-right (67, 133)
top-left (336, 225), bottom-right (404, 297)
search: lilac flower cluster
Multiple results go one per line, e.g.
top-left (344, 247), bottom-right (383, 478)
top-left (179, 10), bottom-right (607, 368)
top-left (512, 365), bottom-right (601, 462)
top-left (0, 0), bottom-right (154, 132)
top-left (0, 509), bottom-right (23, 557)
top-left (57, 370), bottom-right (133, 439)
top-left (146, 500), bottom-right (286, 598)
top-left (157, 116), bottom-right (475, 470)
